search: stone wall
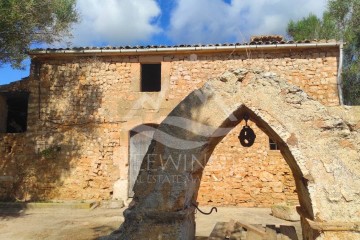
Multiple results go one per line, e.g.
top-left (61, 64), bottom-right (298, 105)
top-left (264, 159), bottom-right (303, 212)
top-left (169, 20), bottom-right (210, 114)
top-left (0, 46), bottom-right (340, 206)
top-left (198, 123), bottom-right (298, 207)
top-left (168, 49), bottom-right (340, 106)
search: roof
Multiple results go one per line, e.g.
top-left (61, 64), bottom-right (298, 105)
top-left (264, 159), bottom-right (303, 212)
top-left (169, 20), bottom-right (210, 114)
top-left (29, 39), bottom-right (341, 56)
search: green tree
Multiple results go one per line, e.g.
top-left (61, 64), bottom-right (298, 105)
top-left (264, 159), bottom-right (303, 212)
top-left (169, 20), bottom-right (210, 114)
top-left (286, 0), bottom-right (360, 105)
top-left (287, 14), bottom-right (323, 40)
top-left (287, 12), bottom-right (339, 41)
top-left (0, 0), bottom-right (79, 69)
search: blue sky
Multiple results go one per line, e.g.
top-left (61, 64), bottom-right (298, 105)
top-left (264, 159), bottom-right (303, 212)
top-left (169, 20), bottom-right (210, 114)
top-left (0, 0), bottom-right (328, 85)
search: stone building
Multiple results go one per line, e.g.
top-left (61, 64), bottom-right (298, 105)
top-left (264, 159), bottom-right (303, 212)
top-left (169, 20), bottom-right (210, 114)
top-left (0, 37), bottom-right (345, 208)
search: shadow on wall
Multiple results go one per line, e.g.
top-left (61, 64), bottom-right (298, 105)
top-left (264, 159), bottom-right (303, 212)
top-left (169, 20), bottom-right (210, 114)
top-left (0, 58), bottom-right (106, 201)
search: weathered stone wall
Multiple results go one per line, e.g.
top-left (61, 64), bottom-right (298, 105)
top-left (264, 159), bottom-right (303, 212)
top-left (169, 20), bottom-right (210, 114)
top-left (0, 78), bottom-right (37, 200)
top-left (0, 46), bottom-right (341, 205)
top-left (198, 123), bottom-right (298, 207)
top-left (168, 49), bottom-right (340, 106)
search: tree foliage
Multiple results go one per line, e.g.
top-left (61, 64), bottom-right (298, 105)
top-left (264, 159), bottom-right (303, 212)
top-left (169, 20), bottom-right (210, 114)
top-left (287, 14), bottom-right (323, 41)
top-left (0, 0), bottom-right (79, 69)
top-left (287, 0), bottom-right (360, 105)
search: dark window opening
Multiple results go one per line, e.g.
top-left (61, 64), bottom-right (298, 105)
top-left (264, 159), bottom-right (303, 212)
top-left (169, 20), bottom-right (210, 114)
top-left (141, 64), bottom-right (161, 92)
top-left (269, 138), bottom-right (279, 150)
top-left (0, 92), bottom-right (29, 133)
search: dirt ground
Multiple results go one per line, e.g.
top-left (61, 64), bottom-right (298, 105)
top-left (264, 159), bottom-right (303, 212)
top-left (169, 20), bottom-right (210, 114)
top-left (0, 206), bottom-right (301, 239)
top-left (0, 207), bottom-right (122, 240)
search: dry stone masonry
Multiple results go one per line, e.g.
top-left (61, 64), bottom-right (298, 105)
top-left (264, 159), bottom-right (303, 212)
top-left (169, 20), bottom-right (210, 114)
top-left (0, 43), bottom-right (340, 202)
top-left (0, 41), bottom-right (359, 239)
top-left (198, 122), bottom-right (298, 207)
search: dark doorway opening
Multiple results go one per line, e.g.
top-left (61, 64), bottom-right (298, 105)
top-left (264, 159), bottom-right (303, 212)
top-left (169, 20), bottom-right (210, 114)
top-left (1, 92), bottom-right (29, 133)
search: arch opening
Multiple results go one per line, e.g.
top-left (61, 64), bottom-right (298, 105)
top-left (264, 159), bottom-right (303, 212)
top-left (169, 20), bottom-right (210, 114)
top-left (188, 105), bottom-right (313, 220)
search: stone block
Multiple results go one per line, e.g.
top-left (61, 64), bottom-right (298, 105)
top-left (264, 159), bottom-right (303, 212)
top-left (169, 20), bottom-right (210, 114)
top-left (100, 199), bottom-right (124, 209)
top-left (259, 171), bottom-right (274, 182)
top-left (271, 202), bottom-right (300, 221)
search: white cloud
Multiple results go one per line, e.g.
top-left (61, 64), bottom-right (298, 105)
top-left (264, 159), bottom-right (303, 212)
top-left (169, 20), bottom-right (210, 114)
top-left (70, 0), bottom-right (161, 46)
top-left (168, 0), bottom-right (328, 43)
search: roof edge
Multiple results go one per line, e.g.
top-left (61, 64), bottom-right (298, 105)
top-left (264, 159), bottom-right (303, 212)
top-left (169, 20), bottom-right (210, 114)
top-left (29, 42), bottom-right (341, 56)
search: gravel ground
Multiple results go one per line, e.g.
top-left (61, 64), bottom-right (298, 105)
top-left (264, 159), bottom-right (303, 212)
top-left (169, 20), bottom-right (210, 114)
top-left (0, 207), bottom-right (124, 240)
top-left (0, 206), bottom-right (301, 239)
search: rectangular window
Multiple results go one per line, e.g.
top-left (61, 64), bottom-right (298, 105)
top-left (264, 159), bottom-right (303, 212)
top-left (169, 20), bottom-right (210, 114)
top-left (141, 63), bottom-right (161, 92)
top-left (0, 92), bottom-right (29, 133)
top-left (269, 138), bottom-right (279, 150)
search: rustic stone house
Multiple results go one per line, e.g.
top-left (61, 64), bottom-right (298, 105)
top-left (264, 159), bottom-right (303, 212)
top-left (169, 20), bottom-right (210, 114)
top-left (0, 37), bottom-right (347, 208)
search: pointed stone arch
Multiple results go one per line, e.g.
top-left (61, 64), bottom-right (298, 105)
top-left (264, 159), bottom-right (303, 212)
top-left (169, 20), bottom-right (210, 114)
top-left (110, 69), bottom-right (360, 240)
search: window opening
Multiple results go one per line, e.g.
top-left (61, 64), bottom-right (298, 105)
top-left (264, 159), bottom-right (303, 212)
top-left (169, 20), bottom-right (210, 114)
top-left (0, 92), bottom-right (29, 133)
top-left (141, 64), bottom-right (161, 92)
top-left (269, 138), bottom-right (279, 150)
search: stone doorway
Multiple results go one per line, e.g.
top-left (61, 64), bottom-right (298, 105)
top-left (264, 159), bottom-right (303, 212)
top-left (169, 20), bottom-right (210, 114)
top-left (109, 69), bottom-right (360, 240)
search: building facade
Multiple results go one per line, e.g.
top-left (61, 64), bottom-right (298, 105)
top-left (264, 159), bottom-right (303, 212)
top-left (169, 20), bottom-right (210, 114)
top-left (0, 39), bottom-right (342, 207)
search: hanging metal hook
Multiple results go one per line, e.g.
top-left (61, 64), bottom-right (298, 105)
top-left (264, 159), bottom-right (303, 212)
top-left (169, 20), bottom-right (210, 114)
top-left (191, 202), bottom-right (217, 215)
top-left (243, 113), bottom-right (250, 126)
